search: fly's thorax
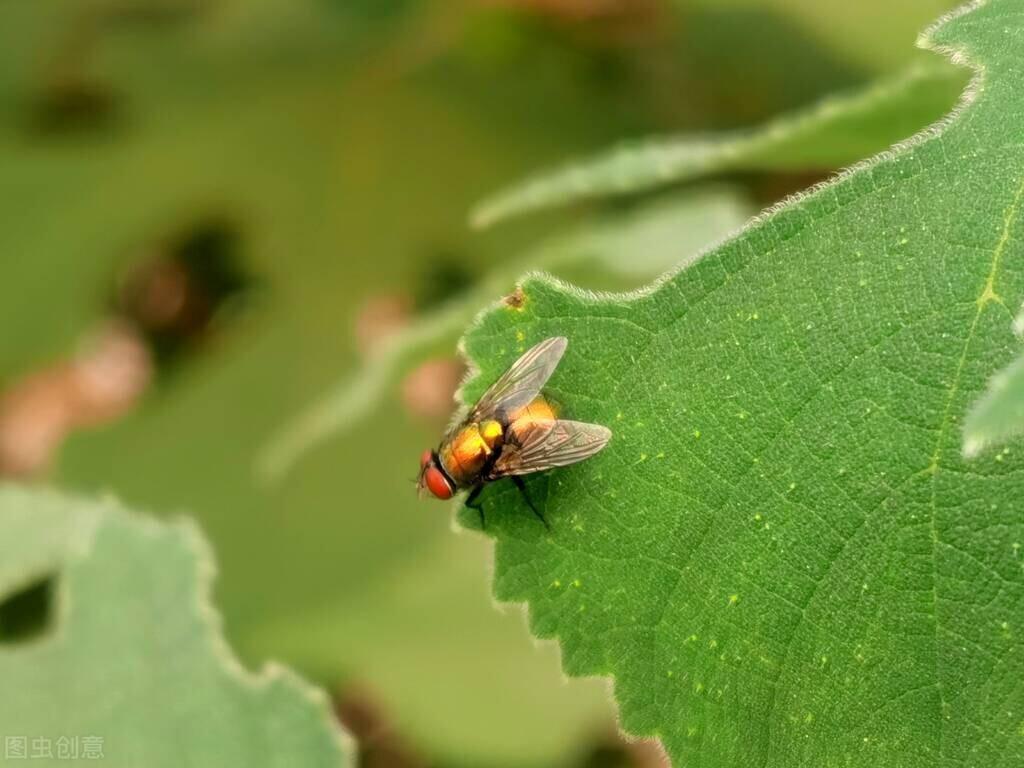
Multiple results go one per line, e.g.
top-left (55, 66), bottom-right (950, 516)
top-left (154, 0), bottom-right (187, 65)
top-left (479, 419), bottom-right (504, 448)
top-left (439, 421), bottom-right (505, 486)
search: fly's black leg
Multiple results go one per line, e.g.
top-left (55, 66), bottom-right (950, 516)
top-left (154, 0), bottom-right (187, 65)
top-left (464, 485), bottom-right (486, 530)
top-left (512, 476), bottom-right (550, 531)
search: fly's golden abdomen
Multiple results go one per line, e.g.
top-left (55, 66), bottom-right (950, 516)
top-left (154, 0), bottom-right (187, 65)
top-left (505, 397), bottom-right (557, 444)
top-left (508, 397), bottom-right (556, 425)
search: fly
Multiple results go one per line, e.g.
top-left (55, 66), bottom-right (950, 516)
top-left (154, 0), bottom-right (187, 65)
top-left (417, 336), bottom-right (611, 528)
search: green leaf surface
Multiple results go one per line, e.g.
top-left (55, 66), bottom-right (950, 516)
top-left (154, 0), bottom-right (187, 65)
top-left (261, 189), bottom-right (752, 479)
top-left (470, 60), bottom-right (968, 228)
top-left (0, 485), bottom-right (352, 767)
top-left (457, 2), bottom-right (1024, 765)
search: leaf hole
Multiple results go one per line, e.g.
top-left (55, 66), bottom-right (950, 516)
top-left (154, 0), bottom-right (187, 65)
top-left (29, 80), bottom-right (120, 137)
top-left (113, 217), bottom-right (254, 376)
top-left (0, 575), bottom-right (57, 644)
top-left (411, 252), bottom-right (476, 312)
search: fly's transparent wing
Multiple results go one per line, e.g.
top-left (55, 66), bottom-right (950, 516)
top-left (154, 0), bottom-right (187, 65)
top-left (470, 337), bottom-right (567, 422)
top-left (488, 419), bottom-right (611, 479)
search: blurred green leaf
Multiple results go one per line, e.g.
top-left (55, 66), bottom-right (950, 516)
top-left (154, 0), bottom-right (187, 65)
top-left (964, 308), bottom-right (1024, 457)
top-left (0, 485), bottom-right (352, 767)
top-left (3, 3), bottom-right (640, 763)
top-left (261, 188), bottom-right (753, 479)
top-left (697, 0), bottom-right (956, 75)
top-left (471, 60), bottom-right (966, 228)
top-left (456, 3), bottom-right (1024, 766)
top-left (248, 531), bottom-right (613, 766)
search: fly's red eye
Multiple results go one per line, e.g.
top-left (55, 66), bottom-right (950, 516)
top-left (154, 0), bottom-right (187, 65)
top-left (424, 466), bottom-right (454, 500)
top-left (420, 450), bottom-right (433, 470)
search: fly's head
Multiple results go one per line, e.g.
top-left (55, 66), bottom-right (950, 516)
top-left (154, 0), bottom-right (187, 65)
top-left (417, 449), bottom-right (454, 500)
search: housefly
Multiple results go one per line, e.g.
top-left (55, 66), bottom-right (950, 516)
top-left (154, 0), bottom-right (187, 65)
top-left (417, 336), bottom-right (611, 527)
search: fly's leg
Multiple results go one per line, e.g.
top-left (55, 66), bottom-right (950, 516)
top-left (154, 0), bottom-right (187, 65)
top-left (464, 485), bottom-right (486, 530)
top-left (512, 476), bottom-right (550, 531)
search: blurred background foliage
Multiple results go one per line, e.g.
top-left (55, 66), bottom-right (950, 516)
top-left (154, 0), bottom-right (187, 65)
top-left (0, 0), bottom-right (959, 765)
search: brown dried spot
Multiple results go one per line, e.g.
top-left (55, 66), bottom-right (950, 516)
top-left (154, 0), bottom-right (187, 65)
top-left (120, 255), bottom-right (191, 331)
top-left (354, 295), bottom-right (412, 358)
top-left (68, 321), bottom-right (153, 427)
top-left (0, 368), bottom-right (73, 478)
top-left (504, 286), bottom-right (526, 311)
top-left (114, 218), bottom-right (249, 370)
top-left (401, 358), bottom-right (464, 422)
top-left (0, 321), bottom-right (152, 478)
top-left (334, 683), bottom-right (426, 768)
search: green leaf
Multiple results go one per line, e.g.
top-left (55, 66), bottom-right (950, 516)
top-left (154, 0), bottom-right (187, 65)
top-left (470, 60), bottom-right (968, 228)
top-left (0, 485), bottom-right (352, 767)
top-left (964, 308), bottom-right (1024, 456)
top-left (260, 189), bottom-right (752, 479)
top-left (456, 2), bottom-right (1024, 766)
